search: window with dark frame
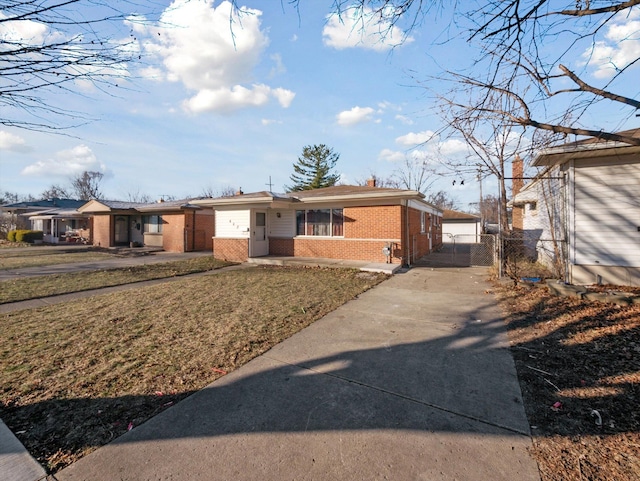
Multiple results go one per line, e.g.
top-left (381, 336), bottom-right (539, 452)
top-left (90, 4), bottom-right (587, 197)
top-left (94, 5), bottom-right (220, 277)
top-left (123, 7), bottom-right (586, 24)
top-left (143, 215), bottom-right (163, 233)
top-left (296, 209), bottom-right (344, 237)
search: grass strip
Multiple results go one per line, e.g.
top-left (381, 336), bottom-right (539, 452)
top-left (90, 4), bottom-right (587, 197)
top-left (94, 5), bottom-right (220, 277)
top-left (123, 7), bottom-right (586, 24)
top-left (0, 257), bottom-right (232, 304)
top-left (0, 251), bottom-right (120, 270)
top-left (0, 266), bottom-right (388, 473)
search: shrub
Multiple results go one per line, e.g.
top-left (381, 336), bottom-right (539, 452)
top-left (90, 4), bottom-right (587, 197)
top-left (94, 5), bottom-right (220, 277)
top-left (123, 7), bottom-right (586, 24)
top-left (14, 230), bottom-right (43, 243)
top-left (7, 230), bottom-right (17, 242)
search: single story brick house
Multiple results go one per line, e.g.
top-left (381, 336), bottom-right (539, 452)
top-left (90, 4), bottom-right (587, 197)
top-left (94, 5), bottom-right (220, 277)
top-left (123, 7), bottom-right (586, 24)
top-left (1, 198), bottom-right (90, 243)
top-left (78, 199), bottom-right (214, 252)
top-left (192, 184), bottom-right (443, 265)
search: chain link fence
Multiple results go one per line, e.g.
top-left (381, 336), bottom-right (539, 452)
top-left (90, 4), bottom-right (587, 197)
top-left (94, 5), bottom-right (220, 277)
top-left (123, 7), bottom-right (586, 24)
top-left (423, 232), bottom-right (565, 281)
top-left (444, 234), bottom-right (497, 267)
top-left (501, 231), bottom-right (566, 280)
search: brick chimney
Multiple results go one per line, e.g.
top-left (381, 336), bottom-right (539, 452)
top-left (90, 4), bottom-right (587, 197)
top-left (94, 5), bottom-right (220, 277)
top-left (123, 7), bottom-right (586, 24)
top-left (366, 177), bottom-right (377, 187)
top-left (511, 155), bottom-right (524, 231)
top-left (235, 188), bottom-right (244, 196)
top-left (512, 155), bottom-right (524, 196)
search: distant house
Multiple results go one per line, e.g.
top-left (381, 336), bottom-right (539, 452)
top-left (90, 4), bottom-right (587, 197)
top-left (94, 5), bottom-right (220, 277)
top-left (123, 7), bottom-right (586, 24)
top-left (511, 128), bottom-right (640, 286)
top-left (442, 209), bottom-right (481, 243)
top-left (0, 198), bottom-right (90, 243)
top-left (192, 183), bottom-right (443, 265)
top-left (79, 199), bottom-right (214, 252)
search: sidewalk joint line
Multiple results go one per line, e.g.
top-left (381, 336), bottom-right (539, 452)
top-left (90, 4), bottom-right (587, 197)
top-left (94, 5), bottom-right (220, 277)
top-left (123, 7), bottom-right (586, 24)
top-left (264, 355), bottom-right (531, 437)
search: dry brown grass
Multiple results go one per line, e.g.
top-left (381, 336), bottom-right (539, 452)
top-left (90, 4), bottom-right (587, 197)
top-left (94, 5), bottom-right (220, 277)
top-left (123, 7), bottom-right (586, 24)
top-left (0, 256), bottom-right (232, 303)
top-left (0, 265), bottom-right (387, 473)
top-left (0, 250), bottom-right (118, 270)
top-left (493, 282), bottom-right (640, 481)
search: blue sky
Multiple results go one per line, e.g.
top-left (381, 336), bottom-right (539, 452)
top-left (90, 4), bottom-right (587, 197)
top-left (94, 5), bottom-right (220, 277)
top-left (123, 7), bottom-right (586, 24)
top-left (1, 1), bottom-right (638, 210)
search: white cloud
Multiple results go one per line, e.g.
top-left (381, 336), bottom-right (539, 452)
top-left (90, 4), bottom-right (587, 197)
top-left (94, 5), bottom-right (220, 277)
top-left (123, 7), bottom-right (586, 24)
top-left (261, 118), bottom-right (282, 126)
top-left (323, 6), bottom-right (414, 51)
top-left (580, 9), bottom-right (640, 79)
top-left (0, 131), bottom-right (31, 152)
top-left (336, 106), bottom-right (376, 126)
top-left (439, 138), bottom-right (469, 156)
top-left (395, 114), bottom-right (414, 125)
top-left (272, 88), bottom-right (296, 108)
top-left (184, 83), bottom-right (295, 114)
top-left (0, 12), bottom-right (48, 45)
top-left (21, 145), bottom-right (106, 177)
top-left (395, 130), bottom-right (436, 147)
top-left (269, 53), bottom-right (286, 77)
top-left (141, 0), bottom-right (294, 113)
top-left (378, 148), bottom-right (405, 163)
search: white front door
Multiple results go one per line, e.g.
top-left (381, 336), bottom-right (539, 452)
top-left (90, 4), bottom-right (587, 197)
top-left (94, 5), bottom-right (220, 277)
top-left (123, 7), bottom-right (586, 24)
top-left (250, 210), bottom-right (269, 257)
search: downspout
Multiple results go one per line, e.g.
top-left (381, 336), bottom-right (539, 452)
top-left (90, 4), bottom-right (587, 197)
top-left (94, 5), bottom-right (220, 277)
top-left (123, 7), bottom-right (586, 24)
top-left (405, 200), bottom-right (411, 267)
top-left (192, 211), bottom-right (196, 251)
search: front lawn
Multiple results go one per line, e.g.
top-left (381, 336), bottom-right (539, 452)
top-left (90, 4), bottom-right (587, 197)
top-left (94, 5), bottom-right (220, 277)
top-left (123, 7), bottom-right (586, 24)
top-left (0, 256), bottom-right (232, 304)
top-left (0, 266), bottom-right (387, 473)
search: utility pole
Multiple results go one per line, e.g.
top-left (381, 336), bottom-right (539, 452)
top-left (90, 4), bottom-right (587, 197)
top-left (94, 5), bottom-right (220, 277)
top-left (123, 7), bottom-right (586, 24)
top-left (266, 176), bottom-right (274, 192)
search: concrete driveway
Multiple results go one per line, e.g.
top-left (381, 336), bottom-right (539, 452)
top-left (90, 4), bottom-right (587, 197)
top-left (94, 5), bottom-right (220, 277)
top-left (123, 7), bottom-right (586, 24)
top-left (54, 265), bottom-right (540, 481)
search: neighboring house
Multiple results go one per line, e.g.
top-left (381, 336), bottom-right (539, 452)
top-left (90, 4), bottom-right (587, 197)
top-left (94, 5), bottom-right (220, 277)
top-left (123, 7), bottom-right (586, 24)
top-left (79, 199), bottom-right (214, 252)
top-left (442, 209), bottom-right (481, 243)
top-left (0, 199), bottom-right (89, 243)
top-left (511, 128), bottom-right (640, 286)
top-left (192, 183), bottom-right (443, 265)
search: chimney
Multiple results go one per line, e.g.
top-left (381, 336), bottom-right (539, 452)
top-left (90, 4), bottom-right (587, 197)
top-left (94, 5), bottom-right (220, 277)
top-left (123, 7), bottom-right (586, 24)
top-left (366, 177), bottom-right (377, 188)
top-left (512, 155), bottom-right (524, 196)
top-left (511, 155), bottom-right (524, 231)
top-left (235, 187), bottom-right (244, 196)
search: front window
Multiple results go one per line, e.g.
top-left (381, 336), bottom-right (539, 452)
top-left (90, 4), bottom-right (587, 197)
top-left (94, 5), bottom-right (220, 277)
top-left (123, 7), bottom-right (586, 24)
top-left (296, 209), bottom-right (343, 236)
top-left (143, 215), bottom-right (163, 233)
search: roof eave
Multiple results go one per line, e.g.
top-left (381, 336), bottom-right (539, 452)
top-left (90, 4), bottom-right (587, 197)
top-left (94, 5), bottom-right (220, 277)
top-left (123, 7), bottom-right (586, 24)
top-left (533, 144), bottom-right (640, 166)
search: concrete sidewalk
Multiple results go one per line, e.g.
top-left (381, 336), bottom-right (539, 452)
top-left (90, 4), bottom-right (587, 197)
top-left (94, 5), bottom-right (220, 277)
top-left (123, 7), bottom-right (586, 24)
top-left (51, 266), bottom-right (540, 481)
top-left (0, 251), bottom-right (211, 281)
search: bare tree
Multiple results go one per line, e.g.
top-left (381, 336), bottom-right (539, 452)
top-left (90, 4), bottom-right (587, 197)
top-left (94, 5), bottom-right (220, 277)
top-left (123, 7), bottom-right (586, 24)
top-left (390, 156), bottom-right (439, 194)
top-left (1, 1), bottom-right (159, 131)
top-left (41, 170), bottom-right (104, 200)
top-left (70, 171), bottom-right (104, 200)
top-left (477, 194), bottom-right (500, 226)
top-left (310, 1), bottom-right (640, 146)
top-left (200, 184), bottom-right (237, 198)
top-left (437, 88), bottom-right (558, 233)
top-left (427, 190), bottom-right (460, 210)
top-left (124, 189), bottom-right (152, 203)
top-left (41, 184), bottom-right (71, 199)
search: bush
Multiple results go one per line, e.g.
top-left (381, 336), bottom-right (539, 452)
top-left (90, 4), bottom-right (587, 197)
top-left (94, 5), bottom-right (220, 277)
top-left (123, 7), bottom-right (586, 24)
top-left (7, 230), bottom-right (17, 242)
top-left (14, 230), bottom-right (43, 243)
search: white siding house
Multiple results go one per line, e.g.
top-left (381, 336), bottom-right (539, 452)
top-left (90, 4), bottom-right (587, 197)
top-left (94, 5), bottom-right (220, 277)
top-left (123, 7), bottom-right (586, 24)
top-left (514, 129), bottom-right (640, 286)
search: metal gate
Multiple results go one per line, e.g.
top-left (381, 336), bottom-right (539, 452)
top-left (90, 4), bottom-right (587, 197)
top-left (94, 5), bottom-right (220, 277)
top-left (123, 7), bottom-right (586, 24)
top-left (418, 234), bottom-right (497, 267)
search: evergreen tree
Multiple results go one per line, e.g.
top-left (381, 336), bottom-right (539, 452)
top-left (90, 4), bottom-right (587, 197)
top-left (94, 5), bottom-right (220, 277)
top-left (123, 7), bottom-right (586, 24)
top-left (287, 144), bottom-right (340, 191)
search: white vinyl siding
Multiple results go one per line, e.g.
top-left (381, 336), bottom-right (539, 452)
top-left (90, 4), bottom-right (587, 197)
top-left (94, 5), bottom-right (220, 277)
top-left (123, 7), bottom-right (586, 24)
top-left (573, 158), bottom-right (640, 267)
top-left (268, 210), bottom-right (295, 237)
top-left (215, 209), bottom-right (250, 238)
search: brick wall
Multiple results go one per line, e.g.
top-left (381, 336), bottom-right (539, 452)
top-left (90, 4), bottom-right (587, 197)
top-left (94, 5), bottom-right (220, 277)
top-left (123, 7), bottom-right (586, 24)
top-left (512, 156), bottom-right (524, 231)
top-left (344, 205), bottom-right (402, 239)
top-left (269, 237), bottom-right (401, 263)
top-left (194, 211), bottom-right (214, 251)
top-left (161, 213), bottom-right (186, 252)
top-left (213, 238), bottom-right (249, 262)
top-left (92, 215), bottom-right (112, 247)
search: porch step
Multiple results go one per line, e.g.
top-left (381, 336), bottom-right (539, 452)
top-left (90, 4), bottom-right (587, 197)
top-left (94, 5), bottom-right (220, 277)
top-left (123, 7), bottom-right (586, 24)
top-left (247, 256), bottom-right (401, 275)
